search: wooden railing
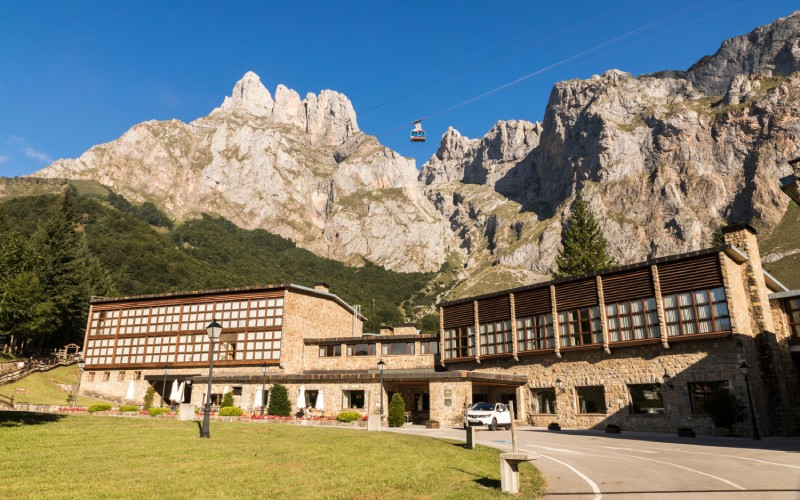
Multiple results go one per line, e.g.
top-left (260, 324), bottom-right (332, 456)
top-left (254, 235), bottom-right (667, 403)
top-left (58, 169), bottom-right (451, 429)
top-left (0, 393), bottom-right (13, 408)
top-left (0, 355), bottom-right (80, 387)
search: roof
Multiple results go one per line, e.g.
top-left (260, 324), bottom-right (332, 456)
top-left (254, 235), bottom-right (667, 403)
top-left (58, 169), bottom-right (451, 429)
top-left (439, 246), bottom-right (731, 307)
top-left (91, 283), bottom-right (368, 321)
top-left (769, 290), bottom-right (800, 300)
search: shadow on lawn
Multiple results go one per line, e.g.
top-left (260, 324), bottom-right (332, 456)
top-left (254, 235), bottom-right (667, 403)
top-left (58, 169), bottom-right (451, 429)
top-left (0, 411), bottom-right (66, 428)
top-left (449, 466), bottom-right (501, 491)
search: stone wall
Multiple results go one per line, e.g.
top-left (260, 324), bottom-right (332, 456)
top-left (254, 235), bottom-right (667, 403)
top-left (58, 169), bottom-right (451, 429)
top-left (429, 380), bottom-right (471, 425)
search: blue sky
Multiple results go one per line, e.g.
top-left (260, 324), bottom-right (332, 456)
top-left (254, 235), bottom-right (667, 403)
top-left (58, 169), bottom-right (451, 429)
top-left (0, 0), bottom-right (796, 177)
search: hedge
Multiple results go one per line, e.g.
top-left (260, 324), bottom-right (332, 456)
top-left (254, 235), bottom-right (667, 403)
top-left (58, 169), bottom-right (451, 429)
top-left (219, 406), bottom-right (244, 417)
top-left (119, 405), bottom-right (140, 412)
top-left (87, 404), bottom-right (113, 413)
top-left (147, 407), bottom-right (170, 416)
top-left (336, 411), bottom-right (362, 423)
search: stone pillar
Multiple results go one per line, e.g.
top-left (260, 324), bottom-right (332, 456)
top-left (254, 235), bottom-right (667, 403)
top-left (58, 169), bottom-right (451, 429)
top-left (651, 264), bottom-right (669, 349)
top-left (473, 300), bottom-right (481, 363)
top-left (466, 425), bottom-right (476, 449)
top-left (510, 293), bottom-right (519, 361)
top-left (550, 285), bottom-right (561, 358)
top-left (721, 224), bottom-right (775, 333)
top-left (597, 276), bottom-right (610, 354)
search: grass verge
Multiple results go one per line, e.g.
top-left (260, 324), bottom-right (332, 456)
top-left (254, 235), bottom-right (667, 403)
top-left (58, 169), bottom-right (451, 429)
top-left (0, 412), bottom-right (545, 499)
top-left (0, 365), bottom-right (110, 406)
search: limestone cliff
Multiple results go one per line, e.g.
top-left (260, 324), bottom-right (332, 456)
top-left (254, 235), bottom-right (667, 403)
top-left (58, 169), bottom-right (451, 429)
top-left (35, 72), bottom-right (449, 273)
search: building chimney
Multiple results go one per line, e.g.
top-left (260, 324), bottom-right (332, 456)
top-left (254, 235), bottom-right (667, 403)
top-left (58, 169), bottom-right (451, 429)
top-left (314, 282), bottom-right (330, 293)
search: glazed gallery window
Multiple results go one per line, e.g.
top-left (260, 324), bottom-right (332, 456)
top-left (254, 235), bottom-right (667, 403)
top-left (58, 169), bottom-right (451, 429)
top-left (420, 341), bottom-right (439, 355)
top-left (576, 386), bottom-right (606, 414)
top-left (607, 298), bottom-right (660, 342)
top-left (688, 381), bottom-right (729, 414)
top-left (516, 314), bottom-right (554, 351)
top-left (663, 287), bottom-right (731, 337)
top-left (530, 388), bottom-right (556, 414)
top-left (628, 384), bottom-right (664, 414)
top-left (558, 307), bottom-right (602, 347)
top-left (342, 390), bottom-right (365, 409)
top-left (319, 344), bottom-right (342, 357)
top-left (443, 325), bottom-right (475, 359)
top-left (479, 320), bottom-right (513, 355)
top-left (382, 342), bottom-right (415, 356)
top-left (346, 343), bottom-right (375, 356)
top-left (786, 297), bottom-right (800, 337)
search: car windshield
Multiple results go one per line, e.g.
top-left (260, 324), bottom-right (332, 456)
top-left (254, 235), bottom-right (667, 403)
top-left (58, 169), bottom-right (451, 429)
top-left (471, 403), bottom-right (495, 411)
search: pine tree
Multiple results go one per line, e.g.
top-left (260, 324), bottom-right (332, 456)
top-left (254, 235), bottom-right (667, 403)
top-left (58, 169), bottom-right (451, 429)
top-left (267, 383), bottom-right (291, 416)
top-left (388, 393), bottom-right (406, 427)
top-left (554, 192), bottom-right (615, 278)
top-left (220, 391), bottom-right (234, 408)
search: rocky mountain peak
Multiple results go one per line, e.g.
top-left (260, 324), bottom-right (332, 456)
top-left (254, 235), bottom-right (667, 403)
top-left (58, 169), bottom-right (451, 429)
top-left (218, 71), bottom-right (273, 116)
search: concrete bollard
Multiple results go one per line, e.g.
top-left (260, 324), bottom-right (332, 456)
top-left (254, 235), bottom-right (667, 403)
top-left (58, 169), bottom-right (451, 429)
top-left (499, 452), bottom-right (535, 494)
top-left (178, 403), bottom-right (194, 421)
top-left (367, 413), bottom-right (381, 432)
top-left (466, 425), bottom-right (475, 449)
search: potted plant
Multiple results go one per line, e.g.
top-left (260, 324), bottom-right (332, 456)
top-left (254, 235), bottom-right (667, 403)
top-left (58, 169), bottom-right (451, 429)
top-left (426, 420), bottom-right (440, 429)
top-left (548, 422), bottom-right (561, 431)
top-left (605, 424), bottom-right (621, 434)
top-left (678, 427), bottom-right (696, 438)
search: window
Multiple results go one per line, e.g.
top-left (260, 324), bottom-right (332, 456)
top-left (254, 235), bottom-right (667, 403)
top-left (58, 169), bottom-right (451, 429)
top-left (663, 287), bottom-right (730, 337)
top-left (232, 386), bottom-right (242, 396)
top-left (133, 371), bottom-right (142, 380)
top-left (87, 372), bottom-right (95, 382)
top-left (443, 325), bottom-right (475, 359)
top-left (303, 390), bottom-right (319, 408)
top-left (479, 320), bottom-right (513, 355)
top-left (342, 390), bottom-right (365, 409)
top-left (346, 343), bottom-right (375, 356)
top-left (117, 371), bottom-right (126, 381)
top-left (420, 341), bottom-right (439, 355)
top-left (517, 314), bottom-right (555, 351)
top-left (319, 345), bottom-right (342, 357)
top-left (102, 371), bottom-right (111, 381)
top-left (530, 388), bottom-right (556, 414)
top-left (628, 384), bottom-right (664, 414)
top-left (607, 298), bottom-right (660, 342)
top-left (688, 381), bottom-right (729, 414)
top-left (559, 307), bottom-right (602, 347)
top-left (382, 342), bottom-right (415, 356)
top-left (786, 298), bottom-right (800, 337)
top-left (576, 386), bottom-right (606, 413)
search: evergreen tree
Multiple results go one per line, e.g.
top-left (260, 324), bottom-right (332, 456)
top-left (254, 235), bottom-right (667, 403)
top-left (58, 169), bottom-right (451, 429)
top-left (554, 192), bottom-right (615, 278)
top-left (220, 391), bottom-right (234, 408)
top-left (388, 393), bottom-right (406, 427)
top-left (143, 386), bottom-right (155, 409)
top-left (711, 225), bottom-right (727, 247)
top-left (267, 383), bottom-right (291, 416)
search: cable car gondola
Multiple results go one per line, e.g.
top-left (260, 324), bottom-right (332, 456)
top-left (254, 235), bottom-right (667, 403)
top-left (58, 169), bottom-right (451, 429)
top-left (410, 120), bottom-right (426, 142)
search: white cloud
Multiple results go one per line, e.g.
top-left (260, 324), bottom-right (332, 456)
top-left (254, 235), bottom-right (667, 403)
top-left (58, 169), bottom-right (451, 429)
top-left (23, 147), bottom-right (53, 163)
top-left (0, 154), bottom-right (9, 164)
top-left (7, 134), bottom-right (24, 145)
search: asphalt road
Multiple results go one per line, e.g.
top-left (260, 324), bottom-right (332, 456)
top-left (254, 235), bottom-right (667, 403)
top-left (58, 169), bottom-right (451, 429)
top-left (390, 425), bottom-right (800, 499)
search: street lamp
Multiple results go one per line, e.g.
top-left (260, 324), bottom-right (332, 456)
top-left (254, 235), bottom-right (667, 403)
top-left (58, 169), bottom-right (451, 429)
top-left (377, 359), bottom-right (386, 416)
top-left (72, 358), bottom-right (85, 408)
top-left (200, 319), bottom-right (222, 439)
top-left (160, 366), bottom-right (169, 407)
top-left (555, 378), bottom-right (564, 391)
top-left (260, 362), bottom-right (268, 417)
top-left (662, 370), bottom-right (674, 389)
top-left (739, 362), bottom-right (761, 440)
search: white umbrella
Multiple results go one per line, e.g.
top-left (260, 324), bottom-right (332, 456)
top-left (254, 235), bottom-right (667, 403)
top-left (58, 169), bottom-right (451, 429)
top-left (253, 385), bottom-right (263, 409)
top-left (176, 382), bottom-right (185, 404)
top-left (125, 380), bottom-right (135, 401)
top-left (296, 385), bottom-right (306, 408)
top-left (222, 385), bottom-right (230, 396)
top-left (169, 379), bottom-right (179, 402)
top-left (315, 390), bottom-right (325, 410)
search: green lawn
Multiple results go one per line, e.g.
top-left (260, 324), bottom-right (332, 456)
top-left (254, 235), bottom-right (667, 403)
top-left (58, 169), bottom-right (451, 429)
top-left (0, 413), bottom-right (545, 499)
top-left (0, 365), bottom-right (110, 406)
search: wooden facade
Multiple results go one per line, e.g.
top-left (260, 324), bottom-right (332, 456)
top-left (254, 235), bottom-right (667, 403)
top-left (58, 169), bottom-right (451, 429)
top-left (440, 249), bottom-right (730, 363)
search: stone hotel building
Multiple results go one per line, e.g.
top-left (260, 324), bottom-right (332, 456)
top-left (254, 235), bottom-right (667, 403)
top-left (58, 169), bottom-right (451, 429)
top-left (79, 225), bottom-right (800, 435)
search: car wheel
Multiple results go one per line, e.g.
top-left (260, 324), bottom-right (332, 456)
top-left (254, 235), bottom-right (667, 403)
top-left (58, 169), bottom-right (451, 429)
top-left (505, 424), bottom-right (512, 430)
top-left (490, 418), bottom-right (497, 431)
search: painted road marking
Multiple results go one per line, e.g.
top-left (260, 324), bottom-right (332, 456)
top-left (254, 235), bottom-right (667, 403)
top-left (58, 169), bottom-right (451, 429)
top-left (522, 447), bottom-right (602, 500)
top-left (596, 449), bottom-right (746, 491)
top-left (596, 446), bottom-right (658, 454)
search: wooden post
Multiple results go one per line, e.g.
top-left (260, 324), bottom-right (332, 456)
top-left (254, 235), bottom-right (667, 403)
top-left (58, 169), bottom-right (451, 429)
top-left (510, 400), bottom-right (517, 452)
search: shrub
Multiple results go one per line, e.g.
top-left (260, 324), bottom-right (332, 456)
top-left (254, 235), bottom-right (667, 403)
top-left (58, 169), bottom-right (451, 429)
top-left (220, 391), bottom-right (235, 408)
top-left (143, 386), bottom-right (155, 409)
top-left (148, 407), bottom-right (169, 416)
top-left (337, 411), bottom-right (362, 423)
top-left (267, 384), bottom-right (291, 417)
top-left (388, 393), bottom-right (406, 427)
top-left (119, 404), bottom-right (140, 412)
top-left (219, 406), bottom-right (244, 417)
top-left (705, 389), bottom-right (745, 434)
top-left (87, 404), bottom-right (112, 413)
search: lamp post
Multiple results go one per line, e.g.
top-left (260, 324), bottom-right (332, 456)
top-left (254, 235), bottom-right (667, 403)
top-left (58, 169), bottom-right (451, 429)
top-left (160, 366), bottom-right (169, 407)
top-left (739, 362), bottom-right (761, 440)
top-left (662, 370), bottom-right (674, 389)
top-left (72, 359), bottom-right (85, 408)
top-left (555, 378), bottom-right (563, 391)
top-left (200, 319), bottom-right (222, 439)
top-left (377, 359), bottom-right (386, 416)
top-left (260, 362), bottom-right (268, 417)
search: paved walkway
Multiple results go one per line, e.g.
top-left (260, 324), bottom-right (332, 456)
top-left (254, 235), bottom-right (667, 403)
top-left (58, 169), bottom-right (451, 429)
top-left (389, 425), bottom-right (800, 499)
